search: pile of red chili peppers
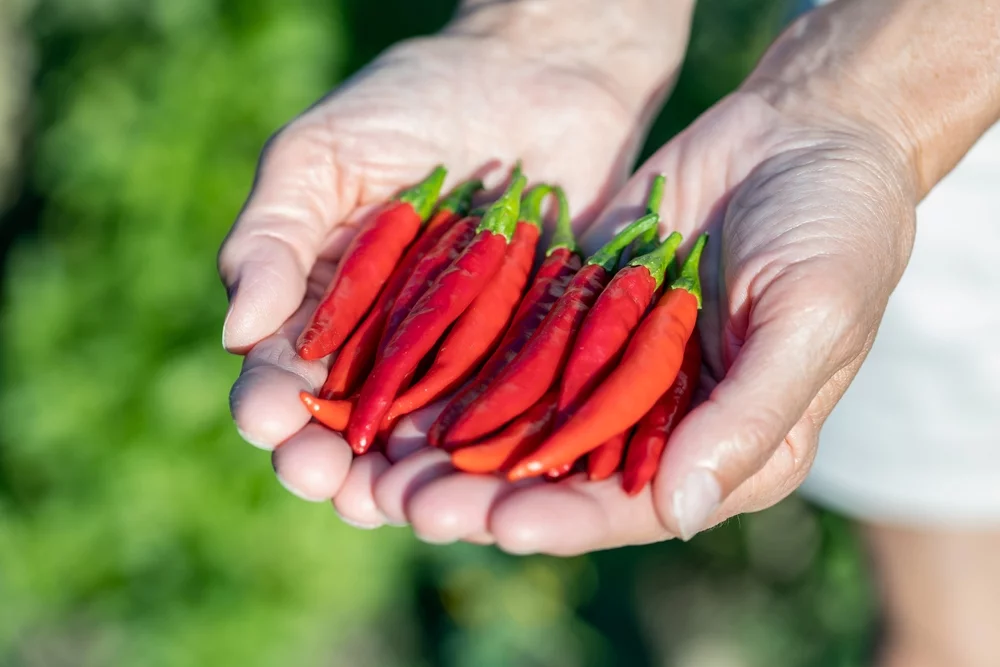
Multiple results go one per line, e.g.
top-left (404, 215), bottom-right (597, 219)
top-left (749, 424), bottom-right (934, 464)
top-left (296, 166), bottom-right (706, 496)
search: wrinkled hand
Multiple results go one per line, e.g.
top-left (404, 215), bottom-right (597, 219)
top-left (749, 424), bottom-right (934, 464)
top-left (376, 91), bottom-right (917, 553)
top-left (219, 9), bottom-right (684, 525)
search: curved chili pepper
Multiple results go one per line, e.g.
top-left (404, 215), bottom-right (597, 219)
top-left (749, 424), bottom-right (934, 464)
top-left (444, 213), bottom-right (660, 448)
top-left (299, 392), bottom-right (354, 432)
top-left (378, 212), bottom-right (482, 354)
top-left (320, 180), bottom-right (483, 398)
top-left (507, 233), bottom-right (706, 481)
top-left (450, 393), bottom-right (558, 474)
top-left (427, 187), bottom-right (581, 448)
top-left (346, 168), bottom-right (528, 453)
top-left (622, 333), bottom-right (701, 495)
top-left (297, 166), bottom-right (447, 360)
top-left (587, 430), bottom-right (629, 481)
top-left (557, 231), bottom-right (682, 420)
top-left (387, 186), bottom-right (551, 419)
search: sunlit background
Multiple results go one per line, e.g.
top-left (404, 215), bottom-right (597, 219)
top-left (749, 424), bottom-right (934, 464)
top-left (0, 1), bottom-right (877, 665)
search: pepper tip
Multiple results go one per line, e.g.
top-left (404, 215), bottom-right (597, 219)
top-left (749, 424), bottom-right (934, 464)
top-left (506, 460), bottom-right (543, 482)
top-left (299, 391), bottom-right (319, 413)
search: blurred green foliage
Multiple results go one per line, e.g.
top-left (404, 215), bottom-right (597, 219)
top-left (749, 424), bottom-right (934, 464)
top-left (0, 0), bottom-right (876, 665)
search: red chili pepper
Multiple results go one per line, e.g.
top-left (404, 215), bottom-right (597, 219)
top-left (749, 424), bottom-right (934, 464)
top-left (387, 186), bottom-right (552, 420)
top-left (426, 188), bottom-right (582, 448)
top-left (587, 430), bottom-right (629, 481)
top-left (558, 231), bottom-right (681, 421)
top-left (378, 212), bottom-right (482, 355)
top-left (320, 180), bottom-right (483, 398)
top-left (450, 393), bottom-right (558, 474)
top-left (299, 392), bottom-right (354, 432)
top-left (507, 233), bottom-right (706, 481)
top-left (297, 166), bottom-right (447, 360)
top-left (622, 333), bottom-right (701, 495)
top-left (545, 462), bottom-right (574, 480)
top-left (443, 212), bottom-right (660, 448)
top-left (346, 168), bottom-right (529, 453)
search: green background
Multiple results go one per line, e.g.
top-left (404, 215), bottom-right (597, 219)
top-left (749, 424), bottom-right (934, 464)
top-left (0, 1), bottom-right (876, 665)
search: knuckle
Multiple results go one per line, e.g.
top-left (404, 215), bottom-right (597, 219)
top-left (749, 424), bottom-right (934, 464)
top-left (217, 238), bottom-right (242, 282)
top-left (259, 124), bottom-right (302, 165)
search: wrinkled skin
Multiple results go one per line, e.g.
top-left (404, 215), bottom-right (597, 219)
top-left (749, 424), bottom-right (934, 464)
top-left (220, 32), bottom-right (915, 553)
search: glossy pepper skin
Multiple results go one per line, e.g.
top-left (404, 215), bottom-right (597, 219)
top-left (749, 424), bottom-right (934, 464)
top-left (557, 232), bottom-right (681, 420)
top-left (427, 187), bottom-right (581, 449)
top-left (444, 213), bottom-right (660, 448)
top-left (386, 186), bottom-right (551, 420)
top-left (545, 462), bottom-right (574, 480)
top-left (320, 180), bottom-right (482, 398)
top-left (507, 233), bottom-right (707, 481)
top-left (297, 166), bottom-right (447, 360)
top-left (299, 392), bottom-right (354, 432)
top-left (378, 213), bottom-right (481, 354)
top-left (587, 430), bottom-right (629, 481)
top-left (450, 393), bottom-right (558, 474)
top-left (346, 168), bottom-right (528, 454)
top-left (622, 333), bottom-right (701, 495)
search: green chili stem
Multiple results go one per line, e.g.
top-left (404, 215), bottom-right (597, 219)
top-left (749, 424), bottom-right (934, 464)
top-left (586, 213), bottom-right (659, 272)
top-left (546, 187), bottom-right (579, 256)
top-left (520, 184), bottom-right (553, 230)
top-left (633, 174), bottom-right (668, 254)
top-left (396, 165), bottom-right (448, 220)
top-left (646, 174), bottom-right (666, 217)
top-left (665, 258), bottom-right (679, 284)
top-left (437, 178), bottom-right (484, 216)
top-left (477, 164), bottom-right (527, 241)
top-left (629, 231), bottom-right (682, 288)
top-left (670, 233), bottom-right (708, 308)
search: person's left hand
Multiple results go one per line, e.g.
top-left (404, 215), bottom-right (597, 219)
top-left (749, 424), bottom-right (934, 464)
top-left (372, 90), bottom-right (918, 553)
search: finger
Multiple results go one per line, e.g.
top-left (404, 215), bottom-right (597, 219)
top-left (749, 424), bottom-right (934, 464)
top-left (463, 532), bottom-right (495, 546)
top-left (219, 122), bottom-right (355, 353)
top-left (654, 261), bottom-right (865, 540)
top-left (332, 451), bottom-right (391, 529)
top-left (406, 473), bottom-right (538, 544)
top-left (271, 424), bottom-right (354, 501)
top-left (385, 401), bottom-right (447, 462)
top-left (487, 434), bottom-right (820, 555)
top-left (229, 303), bottom-right (327, 449)
top-left (371, 447), bottom-right (454, 526)
top-left (489, 475), bottom-right (671, 556)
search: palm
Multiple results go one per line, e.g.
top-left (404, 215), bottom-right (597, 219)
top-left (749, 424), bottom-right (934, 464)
top-left (378, 93), bottom-right (913, 553)
top-left (286, 34), bottom-right (654, 304)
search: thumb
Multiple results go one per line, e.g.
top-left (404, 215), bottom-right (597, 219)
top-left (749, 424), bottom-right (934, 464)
top-left (218, 124), bottom-right (349, 353)
top-left (653, 259), bottom-right (868, 540)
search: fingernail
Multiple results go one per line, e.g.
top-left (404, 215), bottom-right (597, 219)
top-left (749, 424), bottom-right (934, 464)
top-left (673, 467), bottom-right (721, 541)
top-left (222, 301), bottom-right (236, 349)
top-left (275, 471), bottom-right (328, 503)
top-left (414, 531), bottom-right (454, 545)
top-left (236, 425), bottom-right (274, 451)
top-left (333, 510), bottom-right (383, 530)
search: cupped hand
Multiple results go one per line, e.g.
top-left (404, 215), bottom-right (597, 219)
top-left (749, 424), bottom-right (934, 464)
top-left (218, 9), bottom-right (684, 526)
top-left (386, 91), bottom-right (918, 553)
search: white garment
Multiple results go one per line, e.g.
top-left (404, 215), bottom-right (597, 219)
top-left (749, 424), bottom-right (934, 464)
top-left (800, 123), bottom-right (1000, 526)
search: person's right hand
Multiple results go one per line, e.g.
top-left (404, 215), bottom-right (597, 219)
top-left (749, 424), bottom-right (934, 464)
top-left (218, 0), bottom-right (693, 526)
